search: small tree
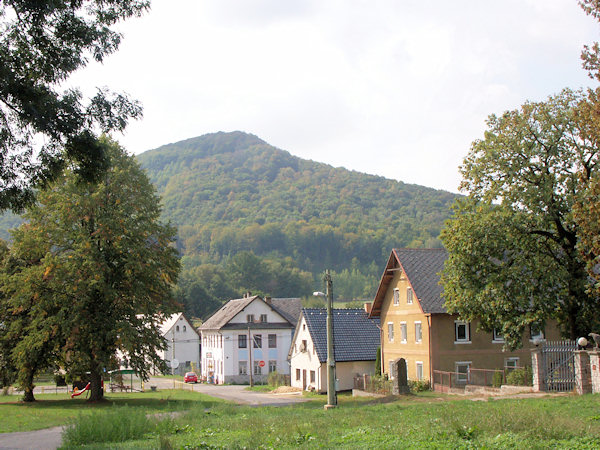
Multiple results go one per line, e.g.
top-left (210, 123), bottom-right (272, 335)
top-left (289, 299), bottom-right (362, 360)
top-left (375, 346), bottom-right (382, 377)
top-left (3, 138), bottom-right (180, 401)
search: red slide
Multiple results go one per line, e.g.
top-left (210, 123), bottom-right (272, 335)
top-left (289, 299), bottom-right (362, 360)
top-left (71, 382), bottom-right (91, 398)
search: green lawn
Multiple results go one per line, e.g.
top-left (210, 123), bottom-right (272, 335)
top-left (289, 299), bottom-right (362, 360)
top-left (0, 390), bottom-right (223, 433)
top-left (2, 391), bottom-right (600, 448)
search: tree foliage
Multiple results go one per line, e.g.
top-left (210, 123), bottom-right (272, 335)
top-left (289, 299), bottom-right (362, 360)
top-left (0, 0), bottom-right (148, 211)
top-left (0, 139), bottom-right (180, 401)
top-left (441, 89), bottom-right (600, 349)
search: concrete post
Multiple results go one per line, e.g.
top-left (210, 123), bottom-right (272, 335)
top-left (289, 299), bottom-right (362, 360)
top-left (530, 348), bottom-right (545, 392)
top-left (574, 350), bottom-right (592, 395)
top-left (589, 351), bottom-right (600, 394)
top-left (325, 270), bottom-right (337, 409)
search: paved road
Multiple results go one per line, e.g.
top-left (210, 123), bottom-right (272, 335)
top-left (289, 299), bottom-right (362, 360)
top-left (0, 382), bottom-right (307, 449)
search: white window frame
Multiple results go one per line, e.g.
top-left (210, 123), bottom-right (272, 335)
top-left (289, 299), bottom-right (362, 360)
top-left (253, 360), bottom-right (262, 375)
top-left (406, 287), bottom-right (414, 304)
top-left (268, 360), bottom-right (277, 373)
top-left (505, 357), bottom-right (519, 373)
top-left (455, 361), bottom-right (471, 384)
top-left (416, 361), bottom-right (424, 381)
top-left (400, 321), bottom-right (407, 344)
top-left (530, 324), bottom-right (545, 342)
top-left (414, 321), bottom-right (422, 343)
top-left (238, 360), bottom-right (247, 375)
top-left (454, 321), bottom-right (471, 344)
top-left (492, 328), bottom-right (505, 343)
top-left (387, 322), bottom-right (394, 342)
top-left (393, 288), bottom-right (400, 306)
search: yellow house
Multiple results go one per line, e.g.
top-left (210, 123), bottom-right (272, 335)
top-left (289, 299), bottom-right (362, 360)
top-left (368, 248), bottom-right (561, 386)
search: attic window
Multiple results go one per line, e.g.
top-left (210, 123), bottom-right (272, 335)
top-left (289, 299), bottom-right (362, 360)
top-left (176, 325), bottom-right (180, 332)
top-left (247, 314), bottom-right (254, 323)
top-left (260, 314), bottom-right (268, 323)
top-left (406, 288), bottom-right (414, 304)
top-left (183, 325), bottom-right (187, 332)
top-left (393, 289), bottom-right (399, 306)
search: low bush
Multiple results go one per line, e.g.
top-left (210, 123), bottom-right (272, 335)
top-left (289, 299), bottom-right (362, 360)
top-left (492, 371), bottom-right (503, 388)
top-left (267, 371), bottom-right (288, 388)
top-left (506, 366), bottom-right (533, 386)
top-left (409, 380), bottom-right (430, 392)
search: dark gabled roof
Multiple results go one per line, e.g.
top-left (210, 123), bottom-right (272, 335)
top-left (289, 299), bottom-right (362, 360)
top-left (302, 308), bottom-right (380, 363)
top-left (269, 298), bottom-right (302, 324)
top-left (200, 296), bottom-right (299, 331)
top-left (370, 248), bottom-right (448, 316)
top-left (199, 296), bottom-right (257, 330)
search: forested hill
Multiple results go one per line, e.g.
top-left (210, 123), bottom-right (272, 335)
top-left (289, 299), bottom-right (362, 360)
top-left (136, 131), bottom-right (459, 316)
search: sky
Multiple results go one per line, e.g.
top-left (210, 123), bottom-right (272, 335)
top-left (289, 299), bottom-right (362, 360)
top-left (69, 0), bottom-right (600, 193)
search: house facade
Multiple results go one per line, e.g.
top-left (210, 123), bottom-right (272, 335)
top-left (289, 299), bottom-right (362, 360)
top-left (199, 295), bottom-right (301, 384)
top-left (158, 312), bottom-right (201, 375)
top-left (288, 308), bottom-right (380, 393)
top-left (369, 248), bottom-right (561, 385)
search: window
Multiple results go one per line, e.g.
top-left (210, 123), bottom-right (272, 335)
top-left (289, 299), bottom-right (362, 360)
top-left (400, 322), bottom-right (407, 343)
top-left (268, 334), bottom-right (277, 348)
top-left (455, 362), bottom-right (471, 383)
top-left (176, 325), bottom-right (180, 332)
top-left (406, 288), bottom-right (414, 304)
top-left (253, 360), bottom-right (262, 375)
top-left (296, 368), bottom-right (301, 381)
top-left (269, 360), bottom-right (277, 373)
top-left (387, 322), bottom-right (394, 342)
top-left (393, 288), bottom-right (400, 306)
top-left (493, 328), bottom-right (504, 343)
top-left (239, 361), bottom-right (247, 375)
top-left (505, 357), bottom-right (519, 373)
top-left (246, 314), bottom-right (254, 323)
top-left (416, 361), bottom-right (424, 381)
top-left (301, 339), bottom-right (308, 352)
top-left (310, 370), bottom-right (315, 383)
top-left (183, 325), bottom-right (187, 332)
top-left (530, 324), bottom-right (545, 341)
top-left (253, 334), bottom-right (262, 348)
top-left (415, 321), bottom-right (422, 343)
top-left (260, 314), bottom-right (268, 323)
top-left (454, 321), bottom-right (471, 343)
top-left (238, 334), bottom-right (247, 348)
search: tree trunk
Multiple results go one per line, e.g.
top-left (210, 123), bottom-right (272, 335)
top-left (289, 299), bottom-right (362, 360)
top-left (87, 369), bottom-right (104, 402)
top-left (22, 371), bottom-right (35, 402)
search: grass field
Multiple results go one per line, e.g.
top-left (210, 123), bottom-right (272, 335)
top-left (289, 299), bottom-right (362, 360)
top-left (2, 390), bottom-right (599, 448)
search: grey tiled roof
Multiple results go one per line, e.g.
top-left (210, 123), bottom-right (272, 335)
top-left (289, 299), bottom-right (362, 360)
top-left (393, 248), bottom-right (447, 314)
top-left (269, 298), bottom-right (302, 324)
top-left (200, 296), bottom-right (299, 331)
top-left (303, 308), bottom-right (380, 363)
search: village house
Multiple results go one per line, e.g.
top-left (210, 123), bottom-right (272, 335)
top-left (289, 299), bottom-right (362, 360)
top-left (199, 294), bottom-right (301, 384)
top-left (288, 308), bottom-right (380, 392)
top-left (157, 312), bottom-right (201, 375)
top-left (368, 248), bottom-right (561, 386)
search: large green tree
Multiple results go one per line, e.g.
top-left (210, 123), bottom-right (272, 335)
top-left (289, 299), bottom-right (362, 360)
top-left (0, 0), bottom-right (148, 211)
top-left (0, 138), bottom-right (180, 401)
top-left (440, 89), bottom-right (599, 349)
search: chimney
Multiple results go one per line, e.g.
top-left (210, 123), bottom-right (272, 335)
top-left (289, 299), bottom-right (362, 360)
top-left (244, 291), bottom-right (252, 298)
top-left (364, 302), bottom-right (372, 314)
top-left (265, 296), bottom-right (272, 304)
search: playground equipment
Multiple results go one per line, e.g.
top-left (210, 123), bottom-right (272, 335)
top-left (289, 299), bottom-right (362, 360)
top-left (70, 382), bottom-right (90, 398)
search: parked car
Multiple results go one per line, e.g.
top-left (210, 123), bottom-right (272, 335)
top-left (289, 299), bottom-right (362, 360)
top-left (184, 372), bottom-right (198, 383)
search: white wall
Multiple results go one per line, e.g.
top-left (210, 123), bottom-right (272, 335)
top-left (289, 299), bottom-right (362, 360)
top-left (162, 315), bottom-right (200, 374)
top-left (290, 316), bottom-right (323, 391)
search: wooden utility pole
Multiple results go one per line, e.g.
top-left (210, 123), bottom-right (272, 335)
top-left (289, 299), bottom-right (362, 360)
top-left (248, 326), bottom-right (253, 387)
top-left (325, 270), bottom-right (337, 409)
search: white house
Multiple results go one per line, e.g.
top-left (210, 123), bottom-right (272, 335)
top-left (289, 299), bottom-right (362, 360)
top-left (199, 294), bottom-right (301, 384)
top-left (158, 312), bottom-right (201, 375)
top-left (288, 308), bottom-right (380, 392)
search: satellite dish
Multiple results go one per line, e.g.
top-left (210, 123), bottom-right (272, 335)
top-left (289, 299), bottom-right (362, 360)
top-left (171, 358), bottom-right (179, 369)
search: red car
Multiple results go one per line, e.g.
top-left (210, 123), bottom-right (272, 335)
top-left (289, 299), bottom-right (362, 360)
top-left (184, 372), bottom-right (198, 383)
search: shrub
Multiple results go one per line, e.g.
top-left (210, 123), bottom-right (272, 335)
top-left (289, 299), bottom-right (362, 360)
top-left (492, 371), bottom-right (503, 388)
top-left (409, 380), bottom-right (430, 392)
top-left (267, 371), bottom-right (288, 388)
top-left (505, 366), bottom-right (533, 386)
top-left (54, 374), bottom-right (66, 386)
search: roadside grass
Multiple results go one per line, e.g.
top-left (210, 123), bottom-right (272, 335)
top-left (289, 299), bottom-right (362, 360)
top-left (73, 393), bottom-right (600, 449)
top-left (0, 390), bottom-right (223, 433)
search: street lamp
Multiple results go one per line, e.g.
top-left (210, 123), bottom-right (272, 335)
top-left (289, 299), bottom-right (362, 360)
top-left (314, 270), bottom-right (337, 409)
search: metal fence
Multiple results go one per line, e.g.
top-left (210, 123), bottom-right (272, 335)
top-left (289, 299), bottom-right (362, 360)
top-left (432, 367), bottom-right (524, 393)
top-left (541, 340), bottom-right (576, 392)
